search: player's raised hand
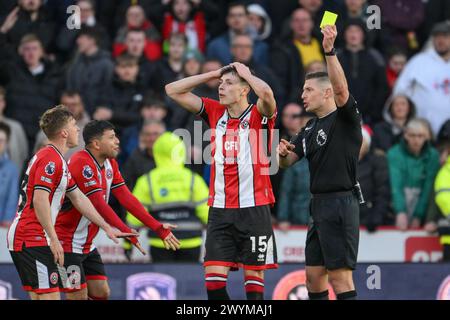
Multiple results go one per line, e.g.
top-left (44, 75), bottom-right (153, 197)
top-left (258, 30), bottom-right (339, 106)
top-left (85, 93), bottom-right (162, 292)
top-left (321, 24), bottom-right (337, 52)
top-left (230, 62), bottom-right (252, 79)
top-left (50, 238), bottom-right (64, 267)
top-left (278, 139), bottom-right (295, 157)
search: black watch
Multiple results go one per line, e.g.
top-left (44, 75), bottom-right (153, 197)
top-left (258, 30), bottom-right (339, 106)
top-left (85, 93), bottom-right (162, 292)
top-left (325, 48), bottom-right (336, 56)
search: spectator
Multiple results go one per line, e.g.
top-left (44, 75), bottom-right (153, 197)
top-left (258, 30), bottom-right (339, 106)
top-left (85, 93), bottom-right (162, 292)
top-left (358, 126), bottom-right (391, 232)
top-left (161, 0), bottom-right (212, 53)
top-left (305, 59), bottom-right (326, 73)
top-left (394, 21), bottom-right (450, 136)
top-left (1, 34), bottom-right (62, 149)
top-left (0, 122), bottom-right (19, 227)
top-left (340, 0), bottom-right (389, 53)
top-left (277, 110), bottom-right (314, 229)
top-left (120, 28), bottom-right (156, 83)
top-left (206, 2), bottom-right (269, 66)
top-left (120, 97), bottom-right (168, 164)
top-left (372, 0), bottom-right (424, 54)
top-left (416, 0), bottom-right (450, 48)
top-left (149, 32), bottom-right (187, 96)
top-left (372, 95), bottom-right (416, 153)
top-left (168, 49), bottom-right (205, 130)
top-left (127, 132), bottom-right (209, 262)
top-left (0, 86), bottom-right (28, 172)
top-left (231, 34), bottom-right (285, 108)
top-left (34, 90), bottom-right (91, 160)
top-left (387, 118), bottom-right (440, 230)
top-left (66, 26), bottom-right (114, 114)
top-left (270, 9), bottom-right (323, 103)
top-left (0, 0), bottom-right (56, 53)
top-left (122, 119), bottom-right (166, 191)
top-left (192, 58), bottom-right (221, 99)
top-left (338, 19), bottom-right (389, 125)
top-left (56, 0), bottom-right (110, 62)
top-left (247, 3), bottom-right (272, 41)
top-left (386, 48), bottom-right (408, 92)
top-left (94, 54), bottom-right (145, 133)
top-left (280, 102), bottom-right (304, 140)
top-left (113, 4), bottom-right (162, 62)
top-left (272, 102), bottom-right (305, 217)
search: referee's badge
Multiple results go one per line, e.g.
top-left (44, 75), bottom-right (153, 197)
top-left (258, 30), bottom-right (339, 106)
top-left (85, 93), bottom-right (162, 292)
top-left (317, 129), bottom-right (327, 146)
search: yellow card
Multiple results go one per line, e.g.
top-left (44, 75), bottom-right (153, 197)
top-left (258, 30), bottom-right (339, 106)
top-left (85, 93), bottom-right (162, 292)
top-left (320, 11), bottom-right (338, 28)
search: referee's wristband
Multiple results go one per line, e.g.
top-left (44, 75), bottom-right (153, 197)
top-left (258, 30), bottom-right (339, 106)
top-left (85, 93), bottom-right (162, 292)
top-left (325, 48), bottom-right (336, 56)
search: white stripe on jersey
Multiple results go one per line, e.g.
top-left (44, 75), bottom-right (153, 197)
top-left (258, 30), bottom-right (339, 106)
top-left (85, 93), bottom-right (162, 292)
top-left (46, 156), bottom-right (69, 245)
top-left (7, 155), bottom-right (38, 251)
top-left (71, 216), bottom-right (90, 254)
top-left (104, 159), bottom-right (113, 202)
top-left (237, 111), bottom-right (255, 207)
top-left (212, 111), bottom-right (228, 208)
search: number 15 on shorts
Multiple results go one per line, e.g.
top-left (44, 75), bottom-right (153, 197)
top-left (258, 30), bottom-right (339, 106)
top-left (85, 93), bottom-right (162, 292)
top-left (250, 236), bottom-right (268, 253)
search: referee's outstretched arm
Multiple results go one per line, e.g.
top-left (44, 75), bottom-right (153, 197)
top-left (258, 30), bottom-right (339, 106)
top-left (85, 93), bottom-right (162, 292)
top-left (322, 25), bottom-right (350, 107)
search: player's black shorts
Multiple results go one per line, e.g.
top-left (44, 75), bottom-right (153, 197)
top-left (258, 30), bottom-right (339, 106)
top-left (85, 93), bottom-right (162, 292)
top-left (305, 191), bottom-right (360, 270)
top-left (10, 245), bottom-right (62, 294)
top-left (60, 248), bottom-right (107, 292)
top-left (204, 205), bottom-right (278, 270)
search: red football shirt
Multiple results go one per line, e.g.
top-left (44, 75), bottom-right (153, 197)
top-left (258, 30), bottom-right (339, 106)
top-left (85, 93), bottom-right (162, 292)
top-left (7, 145), bottom-right (77, 251)
top-left (197, 98), bottom-right (276, 208)
top-left (55, 149), bottom-right (125, 254)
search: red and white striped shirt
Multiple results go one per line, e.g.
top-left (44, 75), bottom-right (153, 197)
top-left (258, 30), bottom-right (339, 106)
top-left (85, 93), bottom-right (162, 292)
top-left (55, 150), bottom-right (125, 254)
top-left (198, 98), bottom-right (276, 209)
top-left (7, 145), bottom-right (77, 252)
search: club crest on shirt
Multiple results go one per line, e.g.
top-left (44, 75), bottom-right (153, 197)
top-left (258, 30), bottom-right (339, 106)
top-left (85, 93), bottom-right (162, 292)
top-left (106, 168), bottom-right (113, 179)
top-left (240, 120), bottom-right (249, 129)
top-left (45, 162), bottom-right (56, 175)
top-left (316, 129), bottom-right (327, 146)
top-left (82, 165), bottom-right (94, 179)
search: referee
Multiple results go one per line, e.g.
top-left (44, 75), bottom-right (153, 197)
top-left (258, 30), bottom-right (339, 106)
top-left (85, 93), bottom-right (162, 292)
top-left (278, 25), bottom-right (362, 300)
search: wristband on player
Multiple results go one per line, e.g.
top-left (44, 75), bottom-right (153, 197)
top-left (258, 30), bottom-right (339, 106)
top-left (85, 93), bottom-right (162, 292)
top-left (325, 47), bottom-right (336, 56)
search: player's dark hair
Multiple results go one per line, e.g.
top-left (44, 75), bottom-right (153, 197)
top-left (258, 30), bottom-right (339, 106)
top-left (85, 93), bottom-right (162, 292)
top-left (0, 121), bottom-right (11, 141)
top-left (83, 120), bottom-right (115, 145)
top-left (40, 105), bottom-right (74, 140)
top-left (305, 71), bottom-right (329, 81)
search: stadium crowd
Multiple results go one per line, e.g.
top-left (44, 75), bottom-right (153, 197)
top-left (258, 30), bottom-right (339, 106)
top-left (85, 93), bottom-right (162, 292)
top-left (0, 0), bottom-right (449, 238)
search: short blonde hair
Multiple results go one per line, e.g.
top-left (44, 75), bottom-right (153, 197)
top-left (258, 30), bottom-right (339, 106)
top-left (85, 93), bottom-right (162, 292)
top-left (39, 105), bottom-right (74, 139)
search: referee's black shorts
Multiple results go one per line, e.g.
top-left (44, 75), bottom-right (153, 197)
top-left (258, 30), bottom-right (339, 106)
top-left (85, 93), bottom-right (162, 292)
top-left (305, 191), bottom-right (360, 270)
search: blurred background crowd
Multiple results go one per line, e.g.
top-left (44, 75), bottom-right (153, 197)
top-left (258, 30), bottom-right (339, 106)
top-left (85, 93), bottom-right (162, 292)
top-left (0, 0), bottom-right (449, 248)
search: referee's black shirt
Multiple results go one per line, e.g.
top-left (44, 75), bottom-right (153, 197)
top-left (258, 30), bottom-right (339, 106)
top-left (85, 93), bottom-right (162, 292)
top-left (291, 94), bottom-right (362, 194)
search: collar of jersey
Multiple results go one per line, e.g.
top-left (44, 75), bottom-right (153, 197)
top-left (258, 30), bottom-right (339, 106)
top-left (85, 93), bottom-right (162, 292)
top-left (47, 144), bottom-right (64, 158)
top-left (318, 108), bottom-right (337, 120)
top-left (227, 103), bottom-right (253, 120)
top-left (84, 148), bottom-right (104, 170)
